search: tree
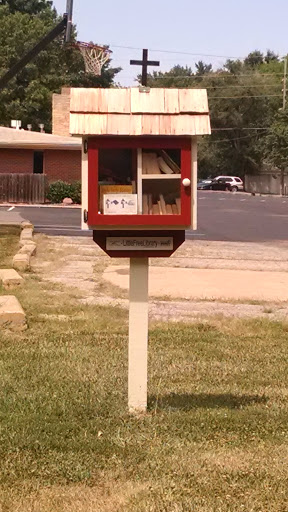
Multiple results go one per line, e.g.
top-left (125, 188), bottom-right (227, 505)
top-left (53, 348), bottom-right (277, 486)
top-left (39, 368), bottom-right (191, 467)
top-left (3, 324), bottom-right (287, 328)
top-left (195, 61), bottom-right (212, 76)
top-left (0, 4), bottom-right (120, 131)
top-left (0, 0), bottom-right (53, 15)
top-left (244, 51), bottom-right (264, 68)
top-left (265, 50), bottom-right (279, 63)
top-left (264, 109), bottom-right (288, 170)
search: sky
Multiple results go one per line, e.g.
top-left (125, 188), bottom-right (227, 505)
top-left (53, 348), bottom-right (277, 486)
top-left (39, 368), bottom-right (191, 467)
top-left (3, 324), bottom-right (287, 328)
top-left (52, 0), bottom-right (288, 85)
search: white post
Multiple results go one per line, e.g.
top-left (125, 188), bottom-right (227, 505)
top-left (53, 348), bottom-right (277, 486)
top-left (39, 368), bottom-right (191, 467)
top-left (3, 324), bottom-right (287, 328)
top-left (128, 257), bottom-right (149, 413)
top-left (191, 136), bottom-right (198, 230)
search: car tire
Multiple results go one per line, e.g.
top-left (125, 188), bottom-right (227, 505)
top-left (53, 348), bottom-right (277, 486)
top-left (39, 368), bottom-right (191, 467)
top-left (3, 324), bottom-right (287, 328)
top-left (231, 186), bottom-right (238, 192)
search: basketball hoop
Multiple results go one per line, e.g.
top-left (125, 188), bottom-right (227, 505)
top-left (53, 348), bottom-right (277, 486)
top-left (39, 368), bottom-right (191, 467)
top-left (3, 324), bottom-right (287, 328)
top-left (73, 41), bottom-right (112, 75)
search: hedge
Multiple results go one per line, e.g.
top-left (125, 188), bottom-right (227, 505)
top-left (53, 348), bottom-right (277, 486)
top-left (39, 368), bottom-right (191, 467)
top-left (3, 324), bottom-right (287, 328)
top-left (46, 180), bottom-right (81, 204)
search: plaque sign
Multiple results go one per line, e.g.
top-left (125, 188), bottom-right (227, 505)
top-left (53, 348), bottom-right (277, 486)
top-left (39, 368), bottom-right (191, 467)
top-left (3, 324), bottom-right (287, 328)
top-left (106, 236), bottom-right (173, 251)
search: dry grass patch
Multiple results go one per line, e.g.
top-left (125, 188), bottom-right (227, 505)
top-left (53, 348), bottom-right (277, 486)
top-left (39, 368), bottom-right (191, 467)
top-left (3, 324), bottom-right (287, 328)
top-left (0, 225), bottom-right (20, 268)
top-left (0, 480), bottom-right (146, 512)
top-left (0, 256), bottom-right (288, 510)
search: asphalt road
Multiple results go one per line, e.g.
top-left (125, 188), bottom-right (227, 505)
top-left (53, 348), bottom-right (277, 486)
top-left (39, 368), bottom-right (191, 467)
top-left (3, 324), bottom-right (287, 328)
top-left (1, 191), bottom-right (288, 242)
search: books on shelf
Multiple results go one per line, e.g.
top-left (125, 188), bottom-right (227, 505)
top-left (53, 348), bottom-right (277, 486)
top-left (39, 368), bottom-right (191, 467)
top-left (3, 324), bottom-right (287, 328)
top-left (142, 151), bottom-right (180, 175)
top-left (142, 153), bottom-right (161, 175)
top-left (160, 150), bottom-right (181, 174)
top-left (157, 157), bottom-right (174, 175)
top-left (142, 193), bottom-right (181, 215)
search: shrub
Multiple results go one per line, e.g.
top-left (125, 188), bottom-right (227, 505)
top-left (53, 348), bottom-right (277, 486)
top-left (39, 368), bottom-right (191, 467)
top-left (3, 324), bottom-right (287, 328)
top-left (69, 181), bottom-right (81, 204)
top-left (46, 180), bottom-right (81, 204)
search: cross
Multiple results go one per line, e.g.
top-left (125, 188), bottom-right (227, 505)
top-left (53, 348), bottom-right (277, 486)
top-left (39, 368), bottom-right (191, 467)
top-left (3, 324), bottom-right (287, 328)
top-left (130, 49), bottom-right (160, 86)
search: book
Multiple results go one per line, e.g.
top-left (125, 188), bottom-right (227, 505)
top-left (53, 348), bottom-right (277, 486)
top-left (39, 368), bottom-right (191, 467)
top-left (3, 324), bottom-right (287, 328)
top-left (143, 152), bottom-right (161, 175)
top-left (157, 156), bottom-right (174, 175)
top-left (148, 194), bottom-right (153, 215)
top-left (161, 150), bottom-right (181, 174)
top-left (176, 198), bottom-right (181, 214)
top-left (172, 204), bottom-right (178, 215)
top-left (152, 204), bottom-right (159, 215)
top-left (159, 194), bottom-right (167, 214)
top-left (166, 204), bottom-right (173, 215)
top-left (142, 194), bottom-right (148, 214)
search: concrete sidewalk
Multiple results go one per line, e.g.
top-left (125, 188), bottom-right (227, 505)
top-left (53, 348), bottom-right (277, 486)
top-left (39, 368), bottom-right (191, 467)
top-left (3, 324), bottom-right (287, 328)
top-left (0, 209), bottom-right (25, 225)
top-left (103, 265), bottom-right (288, 302)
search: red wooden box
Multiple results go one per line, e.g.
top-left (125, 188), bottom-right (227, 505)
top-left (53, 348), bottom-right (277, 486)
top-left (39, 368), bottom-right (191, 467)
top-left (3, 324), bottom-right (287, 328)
top-left (87, 136), bottom-right (192, 229)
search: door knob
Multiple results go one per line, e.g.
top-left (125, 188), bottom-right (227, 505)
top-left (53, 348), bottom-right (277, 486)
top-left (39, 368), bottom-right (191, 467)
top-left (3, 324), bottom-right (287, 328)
top-left (182, 178), bottom-right (191, 187)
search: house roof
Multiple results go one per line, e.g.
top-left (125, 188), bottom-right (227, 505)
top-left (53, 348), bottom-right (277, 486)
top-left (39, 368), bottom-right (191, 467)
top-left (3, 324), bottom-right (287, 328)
top-left (0, 126), bottom-right (81, 150)
top-left (69, 87), bottom-right (211, 136)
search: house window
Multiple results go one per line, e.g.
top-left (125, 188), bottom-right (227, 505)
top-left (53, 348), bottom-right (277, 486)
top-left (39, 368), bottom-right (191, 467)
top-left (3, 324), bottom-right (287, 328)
top-left (33, 151), bottom-right (44, 174)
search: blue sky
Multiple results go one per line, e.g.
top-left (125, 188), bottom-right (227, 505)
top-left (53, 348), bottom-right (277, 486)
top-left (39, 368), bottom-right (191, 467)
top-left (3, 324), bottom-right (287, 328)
top-left (53, 0), bottom-right (288, 85)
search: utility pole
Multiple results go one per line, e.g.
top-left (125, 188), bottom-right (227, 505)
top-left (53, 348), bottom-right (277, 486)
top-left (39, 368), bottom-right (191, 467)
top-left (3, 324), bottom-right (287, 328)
top-left (283, 57), bottom-right (287, 110)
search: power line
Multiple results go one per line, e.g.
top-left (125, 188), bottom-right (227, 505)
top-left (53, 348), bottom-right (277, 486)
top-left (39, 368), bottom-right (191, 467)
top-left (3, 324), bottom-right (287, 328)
top-left (110, 45), bottom-right (243, 59)
top-left (212, 127), bottom-right (270, 131)
top-left (208, 94), bottom-right (282, 99)
top-left (211, 132), bottom-right (269, 144)
top-left (149, 73), bottom-right (284, 79)
top-left (204, 84), bottom-right (280, 89)
top-left (118, 73), bottom-right (284, 81)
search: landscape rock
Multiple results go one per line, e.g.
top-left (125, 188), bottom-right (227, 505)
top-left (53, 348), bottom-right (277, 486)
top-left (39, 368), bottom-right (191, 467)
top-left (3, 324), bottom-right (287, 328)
top-left (0, 269), bottom-right (23, 289)
top-left (0, 295), bottom-right (27, 331)
top-left (20, 228), bottom-right (33, 246)
top-left (19, 242), bottom-right (37, 256)
top-left (21, 220), bottom-right (34, 230)
top-left (13, 253), bottom-right (30, 271)
top-left (63, 197), bottom-right (73, 205)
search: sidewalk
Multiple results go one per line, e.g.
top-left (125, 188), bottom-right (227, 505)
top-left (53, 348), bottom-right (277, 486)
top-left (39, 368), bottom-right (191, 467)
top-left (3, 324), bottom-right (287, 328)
top-left (0, 209), bottom-right (25, 225)
top-left (103, 265), bottom-right (288, 302)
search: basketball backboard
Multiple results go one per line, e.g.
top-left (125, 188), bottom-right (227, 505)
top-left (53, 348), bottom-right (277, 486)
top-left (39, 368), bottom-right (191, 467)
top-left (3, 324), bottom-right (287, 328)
top-left (65, 0), bottom-right (74, 43)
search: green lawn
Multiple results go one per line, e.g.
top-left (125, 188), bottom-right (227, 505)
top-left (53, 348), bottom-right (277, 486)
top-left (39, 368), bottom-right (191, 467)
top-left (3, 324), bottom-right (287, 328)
top-left (0, 225), bottom-right (20, 268)
top-left (0, 272), bottom-right (287, 511)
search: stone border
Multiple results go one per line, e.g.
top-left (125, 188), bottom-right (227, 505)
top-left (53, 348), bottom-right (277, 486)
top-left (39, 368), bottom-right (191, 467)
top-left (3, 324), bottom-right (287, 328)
top-left (13, 221), bottom-right (36, 271)
top-left (0, 295), bottom-right (27, 331)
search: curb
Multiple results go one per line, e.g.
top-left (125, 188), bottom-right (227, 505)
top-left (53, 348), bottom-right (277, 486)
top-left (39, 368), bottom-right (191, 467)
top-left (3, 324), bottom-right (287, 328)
top-left (0, 203), bottom-right (81, 209)
top-left (0, 295), bottom-right (27, 332)
top-left (13, 220), bottom-right (36, 272)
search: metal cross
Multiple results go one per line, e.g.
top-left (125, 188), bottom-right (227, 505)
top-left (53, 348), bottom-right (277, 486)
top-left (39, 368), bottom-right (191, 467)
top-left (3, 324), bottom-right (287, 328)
top-left (130, 49), bottom-right (160, 86)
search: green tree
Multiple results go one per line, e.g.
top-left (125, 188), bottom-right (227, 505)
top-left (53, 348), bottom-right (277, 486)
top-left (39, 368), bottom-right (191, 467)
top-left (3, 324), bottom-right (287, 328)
top-left (0, 0), bottom-right (53, 15)
top-left (264, 109), bottom-right (288, 170)
top-left (0, 4), bottom-right (120, 131)
top-left (244, 50), bottom-right (264, 68)
top-left (265, 50), bottom-right (279, 63)
top-left (195, 60), bottom-right (212, 75)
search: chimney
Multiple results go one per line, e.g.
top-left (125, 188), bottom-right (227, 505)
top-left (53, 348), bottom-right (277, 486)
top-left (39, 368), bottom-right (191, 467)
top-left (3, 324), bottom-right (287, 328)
top-left (39, 123), bottom-right (45, 133)
top-left (52, 87), bottom-right (71, 136)
top-left (27, 124), bottom-right (32, 131)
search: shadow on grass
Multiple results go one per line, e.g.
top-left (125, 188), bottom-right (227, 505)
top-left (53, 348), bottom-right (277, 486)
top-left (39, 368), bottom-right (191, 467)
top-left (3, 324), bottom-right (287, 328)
top-left (149, 393), bottom-right (268, 411)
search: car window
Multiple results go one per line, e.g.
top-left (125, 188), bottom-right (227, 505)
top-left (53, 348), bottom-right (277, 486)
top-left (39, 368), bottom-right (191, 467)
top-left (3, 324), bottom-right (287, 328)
top-left (235, 178), bottom-right (242, 182)
top-left (225, 178), bottom-right (233, 182)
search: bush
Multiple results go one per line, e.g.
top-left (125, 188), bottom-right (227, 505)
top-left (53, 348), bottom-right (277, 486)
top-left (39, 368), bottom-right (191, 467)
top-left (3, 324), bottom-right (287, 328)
top-left (46, 180), bottom-right (81, 204)
top-left (69, 181), bottom-right (81, 204)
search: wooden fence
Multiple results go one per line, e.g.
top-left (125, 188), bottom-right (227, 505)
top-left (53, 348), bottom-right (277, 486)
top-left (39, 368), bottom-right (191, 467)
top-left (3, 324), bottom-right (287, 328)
top-left (0, 174), bottom-right (47, 204)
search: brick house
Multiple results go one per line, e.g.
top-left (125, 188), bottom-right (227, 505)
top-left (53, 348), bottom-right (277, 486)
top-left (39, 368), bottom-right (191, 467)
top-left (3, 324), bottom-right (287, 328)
top-left (0, 119), bottom-right (81, 183)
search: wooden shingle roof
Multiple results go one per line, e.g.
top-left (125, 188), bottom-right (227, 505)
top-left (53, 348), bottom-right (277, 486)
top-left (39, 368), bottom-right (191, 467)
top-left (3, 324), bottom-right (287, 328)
top-left (70, 87), bottom-right (211, 136)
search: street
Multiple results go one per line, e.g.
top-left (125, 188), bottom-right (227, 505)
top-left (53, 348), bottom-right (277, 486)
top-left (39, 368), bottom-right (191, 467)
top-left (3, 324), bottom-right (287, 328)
top-left (1, 191), bottom-right (288, 242)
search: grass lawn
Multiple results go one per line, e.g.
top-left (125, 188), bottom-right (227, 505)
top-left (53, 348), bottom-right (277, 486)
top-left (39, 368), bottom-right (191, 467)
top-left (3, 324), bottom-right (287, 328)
top-left (0, 225), bottom-right (20, 268)
top-left (0, 269), bottom-right (287, 511)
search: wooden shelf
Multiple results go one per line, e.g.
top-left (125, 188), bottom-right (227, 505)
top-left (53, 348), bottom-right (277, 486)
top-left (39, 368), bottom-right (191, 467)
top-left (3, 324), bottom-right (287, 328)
top-left (142, 174), bottom-right (181, 180)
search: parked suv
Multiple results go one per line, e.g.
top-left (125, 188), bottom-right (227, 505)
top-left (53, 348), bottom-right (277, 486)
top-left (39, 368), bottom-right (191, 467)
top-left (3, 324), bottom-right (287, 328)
top-left (212, 176), bottom-right (244, 192)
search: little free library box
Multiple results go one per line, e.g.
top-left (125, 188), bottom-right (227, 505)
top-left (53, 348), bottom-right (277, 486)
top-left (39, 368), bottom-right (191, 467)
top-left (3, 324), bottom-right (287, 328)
top-left (70, 87), bottom-right (211, 257)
